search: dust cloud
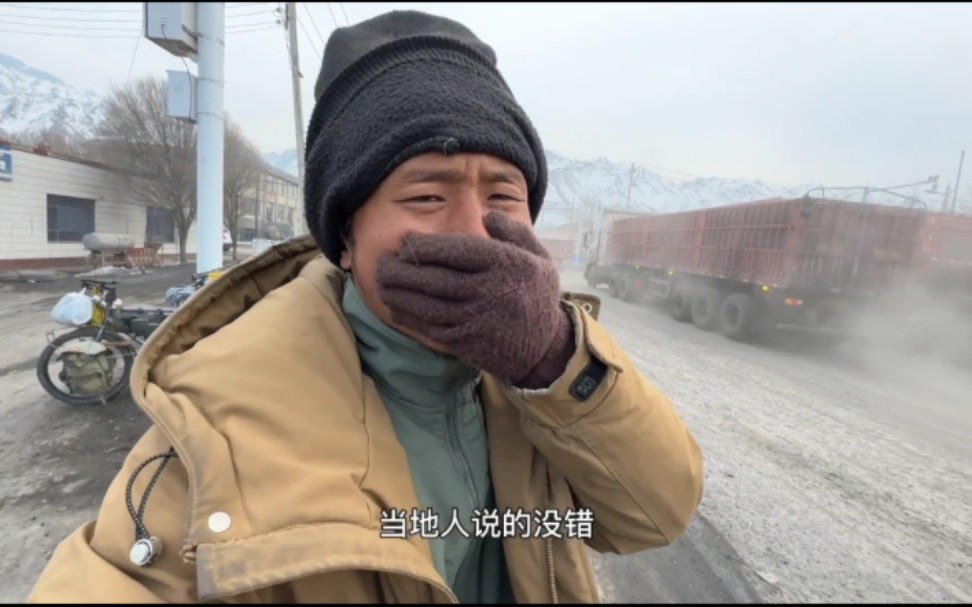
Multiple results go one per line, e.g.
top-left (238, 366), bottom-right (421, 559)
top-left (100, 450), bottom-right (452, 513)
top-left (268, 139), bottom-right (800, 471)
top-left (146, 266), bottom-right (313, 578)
top-left (836, 278), bottom-right (972, 412)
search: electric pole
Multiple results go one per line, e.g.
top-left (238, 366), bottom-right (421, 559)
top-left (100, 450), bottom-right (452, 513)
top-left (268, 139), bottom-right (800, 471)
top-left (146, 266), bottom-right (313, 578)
top-left (286, 2), bottom-right (308, 236)
top-left (195, 2), bottom-right (225, 274)
top-left (952, 150), bottom-right (965, 214)
top-left (937, 184), bottom-right (952, 212)
top-left (626, 163), bottom-right (635, 208)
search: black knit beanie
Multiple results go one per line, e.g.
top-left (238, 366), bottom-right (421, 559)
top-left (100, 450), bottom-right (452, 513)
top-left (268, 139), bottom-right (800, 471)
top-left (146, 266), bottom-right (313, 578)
top-left (303, 10), bottom-right (548, 267)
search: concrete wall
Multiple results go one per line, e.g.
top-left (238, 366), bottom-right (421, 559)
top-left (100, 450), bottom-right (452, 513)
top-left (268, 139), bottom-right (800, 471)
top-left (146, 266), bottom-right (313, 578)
top-left (0, 146), bottom-right (199, 270)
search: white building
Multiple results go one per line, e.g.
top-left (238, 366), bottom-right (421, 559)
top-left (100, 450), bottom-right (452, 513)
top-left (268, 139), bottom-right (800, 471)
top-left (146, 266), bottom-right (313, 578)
top-left (236, 164), bottom-right (305, 242)
top-left (0, 142), bottom-right (200, 271)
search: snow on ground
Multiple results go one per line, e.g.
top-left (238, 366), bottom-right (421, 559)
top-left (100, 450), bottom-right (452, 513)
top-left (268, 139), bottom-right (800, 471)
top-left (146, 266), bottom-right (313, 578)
top-left (75, 266), bottom-right (147, 278)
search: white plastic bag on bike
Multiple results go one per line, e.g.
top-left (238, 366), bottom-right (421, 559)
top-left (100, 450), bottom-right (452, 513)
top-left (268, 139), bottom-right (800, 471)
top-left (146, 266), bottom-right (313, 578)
top-left (51, 292), bottom-right (94, 327)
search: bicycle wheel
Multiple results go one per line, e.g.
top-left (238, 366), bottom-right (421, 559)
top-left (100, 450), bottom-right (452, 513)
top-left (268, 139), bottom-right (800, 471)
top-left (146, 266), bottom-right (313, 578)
top-left (36, 326), bottom-right (136, 406)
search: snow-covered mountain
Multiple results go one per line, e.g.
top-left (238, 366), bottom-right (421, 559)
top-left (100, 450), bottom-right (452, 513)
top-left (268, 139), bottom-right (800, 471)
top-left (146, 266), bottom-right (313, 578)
top-left (0, 53), bottom-right (105, 139)
top-left (0, 50), bottom-right (942, 217)
top-left (541, 150), bottom-right (820, 215)
top-left (261, 147), bottom-right (944, 223)
top-left (262, 149), bottom-right (299, 177)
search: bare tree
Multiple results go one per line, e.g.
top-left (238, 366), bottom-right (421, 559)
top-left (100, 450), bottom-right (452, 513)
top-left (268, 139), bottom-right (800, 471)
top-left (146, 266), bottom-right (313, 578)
top-left (0, 125), bottom-right (89, 158)
top-left (223, 119), bottom-right (263, 260)
top-left (93, 77), bottom-right (197, 263)
top-left (26, 126), bottom-right (90, 158)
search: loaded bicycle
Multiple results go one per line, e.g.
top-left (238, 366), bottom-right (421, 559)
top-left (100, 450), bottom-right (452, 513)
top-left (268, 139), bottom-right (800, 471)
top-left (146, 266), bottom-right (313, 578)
top-left (165, 266), bottom-right (226, 308)
top-left (36, 278), bottom-right (174, 406)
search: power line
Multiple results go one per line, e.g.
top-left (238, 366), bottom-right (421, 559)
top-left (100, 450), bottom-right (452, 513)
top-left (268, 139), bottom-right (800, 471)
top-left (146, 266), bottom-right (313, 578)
top-left (338, 2), bottom-right (350, 25)
top-left (228, 23), bottom-right (282, 34)
top-left (325, 3), bottom-right (340, 28)
top-left (0, 27), bottom-right (138, 38)
top-left (125, 33), bottom-right (141, 83)
top-left (300, 2), bottom-right (326, 48)
top-left (0, 12), bottom-right (138, 23)
top-left (0, 3), bottom-right (139, 12)
top-left (226, 19), bottom-right (279, 30)
top-left (226, 8), bottom-right (276, 19)
top-left (0, 20), bottom-right (138, 32)
top-left (297, 17), bottom-right (321, 58)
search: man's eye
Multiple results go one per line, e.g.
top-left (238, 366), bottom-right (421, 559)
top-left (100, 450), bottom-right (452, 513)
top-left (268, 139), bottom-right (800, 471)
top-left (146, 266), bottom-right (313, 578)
top-left (490, 194), bottom-right (525, 202)
top-left (403, 195), bottom-right (446, 203)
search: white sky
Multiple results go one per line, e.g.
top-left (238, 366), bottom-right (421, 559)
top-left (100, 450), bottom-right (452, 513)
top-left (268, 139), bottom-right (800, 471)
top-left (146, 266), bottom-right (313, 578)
top-left (1, 2), bottom-right (970, 190)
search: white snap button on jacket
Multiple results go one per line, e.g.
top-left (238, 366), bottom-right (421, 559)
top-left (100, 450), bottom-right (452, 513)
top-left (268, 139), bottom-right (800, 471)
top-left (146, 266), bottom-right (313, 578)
top-left (208, 512), bottom-right (232, 533)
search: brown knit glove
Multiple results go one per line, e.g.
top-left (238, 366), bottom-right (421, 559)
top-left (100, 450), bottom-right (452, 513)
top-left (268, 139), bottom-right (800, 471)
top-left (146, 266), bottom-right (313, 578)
top-left (375, 212), bottom-right (576, 389)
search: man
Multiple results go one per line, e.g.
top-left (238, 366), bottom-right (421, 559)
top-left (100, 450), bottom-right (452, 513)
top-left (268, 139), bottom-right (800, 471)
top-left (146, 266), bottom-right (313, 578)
top-left (28, 9), bottom-right (703, 604)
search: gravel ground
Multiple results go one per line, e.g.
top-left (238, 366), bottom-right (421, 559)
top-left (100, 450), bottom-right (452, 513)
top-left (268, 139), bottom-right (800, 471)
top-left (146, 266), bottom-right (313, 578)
top-left (0, 267), bottom-right (187, 603)
top-left (1, 266), bottom-right (969, 603)
top-left (560, 270), bottom-right (972, 604)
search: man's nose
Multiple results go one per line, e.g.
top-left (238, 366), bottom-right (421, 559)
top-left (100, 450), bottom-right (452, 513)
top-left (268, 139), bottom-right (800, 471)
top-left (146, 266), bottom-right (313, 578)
top-left (446, 192), bottom-right (491, 238)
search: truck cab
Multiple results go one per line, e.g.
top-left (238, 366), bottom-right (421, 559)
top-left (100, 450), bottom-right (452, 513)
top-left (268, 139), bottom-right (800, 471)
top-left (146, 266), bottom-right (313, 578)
top-left (583, 207), bottom-right (652, 289)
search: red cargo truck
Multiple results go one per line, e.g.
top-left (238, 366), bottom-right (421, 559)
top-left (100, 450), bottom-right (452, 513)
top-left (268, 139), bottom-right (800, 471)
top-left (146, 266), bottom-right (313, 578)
top-left (582, 196), bottom-right (927, 342)
top-left (910, 211), bottom-right (972, 310)
top-left (538, 237), bottom-right (576, 266)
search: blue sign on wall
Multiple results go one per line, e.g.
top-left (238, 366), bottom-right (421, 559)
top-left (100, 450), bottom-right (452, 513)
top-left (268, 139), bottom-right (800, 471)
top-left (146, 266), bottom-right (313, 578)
top-left (0, 145), bottom-right (11, 181)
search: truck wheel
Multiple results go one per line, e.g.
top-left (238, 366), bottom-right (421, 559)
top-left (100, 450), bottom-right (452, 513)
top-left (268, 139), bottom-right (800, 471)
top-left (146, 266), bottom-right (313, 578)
top-left (718, 293), bottom-right (755, 341)
top-left (621, 277), bottom-right (643, 304)
top-left (670, 284), bottom-right (693, 322)
top-left (608, 278), bottom-right (620, 299)
top-left (615, 277), bottom-right (628, 301)
top-left (691, 287), bottom-right (723, 331)
top-left (618, 277), bottom-right (636, 303)
top-left (585, 265), bottom-right (599, 289)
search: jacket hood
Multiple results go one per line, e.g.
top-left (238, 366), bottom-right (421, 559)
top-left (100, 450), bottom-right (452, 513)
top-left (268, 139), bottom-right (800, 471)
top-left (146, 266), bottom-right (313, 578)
top-left (127, 235), bottom-right (457, 600)
top-left (134, 235), bottom-right (328, 370)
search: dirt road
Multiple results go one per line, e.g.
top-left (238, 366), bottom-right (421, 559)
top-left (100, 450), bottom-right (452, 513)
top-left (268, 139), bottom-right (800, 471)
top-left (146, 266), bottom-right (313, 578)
top-left (0, 266), bottom-right (187, 602)
top-left (561, 270), bottom-right (972, 604)
top-left (1, 265), bottom-right (969, 602)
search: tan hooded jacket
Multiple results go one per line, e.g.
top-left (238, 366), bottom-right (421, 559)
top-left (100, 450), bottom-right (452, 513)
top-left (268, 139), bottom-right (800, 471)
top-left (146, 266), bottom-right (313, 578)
top-left (28, 236), bottom-right (704, 604)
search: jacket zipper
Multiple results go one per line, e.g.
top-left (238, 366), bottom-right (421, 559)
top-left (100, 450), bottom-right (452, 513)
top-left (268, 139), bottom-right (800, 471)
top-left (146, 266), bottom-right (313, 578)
top-left (544, 468), bottom-right (559, 604)
top-left (447, 394), bottom-right (479, 508)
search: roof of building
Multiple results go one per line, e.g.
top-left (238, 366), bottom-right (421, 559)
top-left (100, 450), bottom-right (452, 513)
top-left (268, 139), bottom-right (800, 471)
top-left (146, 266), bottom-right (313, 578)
top-left (260, 162), bottom-right (299, 184)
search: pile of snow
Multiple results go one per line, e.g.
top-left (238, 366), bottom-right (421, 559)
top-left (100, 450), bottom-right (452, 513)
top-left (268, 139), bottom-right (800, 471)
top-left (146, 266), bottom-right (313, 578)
top-left (76, 266), bottom-right (145, 278)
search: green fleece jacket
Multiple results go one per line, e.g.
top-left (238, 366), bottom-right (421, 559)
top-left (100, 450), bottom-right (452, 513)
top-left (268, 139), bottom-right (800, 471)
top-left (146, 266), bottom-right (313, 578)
top-left (343, 280), bottom-right (515, 604)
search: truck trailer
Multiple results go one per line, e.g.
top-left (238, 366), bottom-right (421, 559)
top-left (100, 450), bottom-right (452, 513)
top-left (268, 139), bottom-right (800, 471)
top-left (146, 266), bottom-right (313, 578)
top-left (582, 196), bottom-right (928, 342)
top-left (910, 210), bottom-right (972, 311)
top-left (538, 237), bottom-right (576, 267)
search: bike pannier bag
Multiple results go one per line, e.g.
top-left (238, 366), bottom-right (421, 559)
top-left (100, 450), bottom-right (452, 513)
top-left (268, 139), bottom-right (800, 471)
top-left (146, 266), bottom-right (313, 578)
top-left (56, 341), bottom-right (114, 397)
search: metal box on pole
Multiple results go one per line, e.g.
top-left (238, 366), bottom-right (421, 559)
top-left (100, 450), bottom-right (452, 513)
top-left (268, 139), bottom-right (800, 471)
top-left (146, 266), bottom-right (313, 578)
top-left (144, 2), bottom-right (198, 61)
top-left (166, 70), bottom-right (197, 123)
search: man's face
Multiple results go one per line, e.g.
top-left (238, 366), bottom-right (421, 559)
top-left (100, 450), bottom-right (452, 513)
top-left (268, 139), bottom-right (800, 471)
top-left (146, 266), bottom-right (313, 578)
top-left (340, 151), bottom-right (533, 351)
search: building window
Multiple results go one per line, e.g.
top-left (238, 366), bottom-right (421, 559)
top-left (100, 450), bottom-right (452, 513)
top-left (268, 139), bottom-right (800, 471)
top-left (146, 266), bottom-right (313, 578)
top-left (145, 206), bottom-right (176, 244)
top-left (47, 194), bottom-right (95, 243)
